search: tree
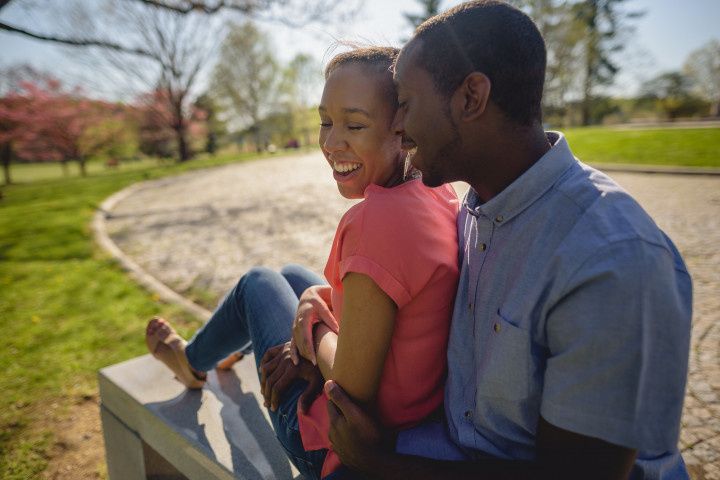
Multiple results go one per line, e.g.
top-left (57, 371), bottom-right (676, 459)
top-left (194, 93), bottom-right (226, 154)
top-left (509, 0), bottom-right (585, 125)
top-left (277, 53), bottom-right (322, 146)
top-left (684, 39), bottom-right (720, 117)
top-left (639, 71), bottom-right (708, 121)
top-left (0, 65), bottom-right (62, 184)
top-left (0, 78), bottom-right (130, 177)
top-left (210, 21), bottom-right (279, 152)
top-left (0, 95), bottom-right (24, 185)
top-left (404, 0), bottom-right (442, 29)
top-left (574, 0), bottom-right (643, 125)
top-left (0, 0), bottom-right (361, 162)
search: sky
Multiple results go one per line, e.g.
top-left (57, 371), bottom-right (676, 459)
top-left (1, 0), bottom-right (719, 99)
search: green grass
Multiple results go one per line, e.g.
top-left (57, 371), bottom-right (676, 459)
top-left (8, 157), bottom-right (168, 183)
top-left (0, 148), bottom-right (303, 478)
top-left (564, 126), bottom-right (720, 168)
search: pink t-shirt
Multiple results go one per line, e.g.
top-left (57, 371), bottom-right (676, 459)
top-left (297, 179), bottom-right (460, 477)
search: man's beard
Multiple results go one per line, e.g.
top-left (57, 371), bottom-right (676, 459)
top-left (420, 128), bottom-right (462, 188)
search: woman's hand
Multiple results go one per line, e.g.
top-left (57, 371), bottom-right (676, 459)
top-left (259, 342), bottom-right (324, 413)
top-left (289, 285), bottom-right (337, 366)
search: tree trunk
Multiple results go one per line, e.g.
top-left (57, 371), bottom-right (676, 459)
top-left (580, 1), bottom-right (598, 126)
top-left (78, 157), bottom-right (87, 177)
top-left (61, 159), bottom-right (69, 176)
top-left (176, 126), bottom-right (190, 162)
top-left (1, 142), bottom-right (11, 185)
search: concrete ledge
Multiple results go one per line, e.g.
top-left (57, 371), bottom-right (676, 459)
top-left (99, 354), bottom-right (296, 480)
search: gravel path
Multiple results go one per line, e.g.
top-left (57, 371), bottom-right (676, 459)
top-left (105, 152), bottom-right (720, 478)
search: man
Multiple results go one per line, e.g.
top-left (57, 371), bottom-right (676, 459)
top-left (323, 1), bottom-right (692, 479)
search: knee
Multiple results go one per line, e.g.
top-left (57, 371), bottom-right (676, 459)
top-left (239, 267), bottom-right (279, 295)
top-left (232, 267), bottom-right (277, 302)
top-left (280, 264), bottom-right (306, 280)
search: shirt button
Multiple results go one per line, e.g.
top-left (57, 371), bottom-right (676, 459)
top-left (464, 410), bottom-right (473, 420)
top-left (478, 243), bottom-right (487, 251)
top-left (495, 215), bottom-right (504, 223)
top-left (493, 323), bottom-right (501, 333)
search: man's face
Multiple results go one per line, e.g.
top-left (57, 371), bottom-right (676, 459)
top-left (393, 41), bottom-right (462, 187)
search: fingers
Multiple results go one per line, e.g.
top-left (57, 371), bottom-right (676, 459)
top-left (325, 380), bottom-right (354, 418)
top-left (293, 315), bottom-right (318, 366)
top-left (289, 337), bottom-right (299, 366)
top-left (260, 343), bottom-right (283, 366)
top-left (262, 361), bottom-right (286, 409)
top-left (269, 370), bottom-right (294, 412)
top-left (299, 373), bottom-right (323, 414)
top-left (259, 351), bottom-right (283, 397)
top-left (327, 389), bottom-right (345, 450)
top-left (327, 390), bottom-right (343, 425)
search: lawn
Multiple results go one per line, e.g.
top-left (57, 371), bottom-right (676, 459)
top-left (564, 126), bottom-right (720, 168)
top-left (0, 149), bottom-right (287, 478)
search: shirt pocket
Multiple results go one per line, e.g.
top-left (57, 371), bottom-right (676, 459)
top-left (475, 310), bottom-right (531, 402)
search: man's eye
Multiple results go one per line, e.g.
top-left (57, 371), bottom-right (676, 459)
top-left (320, 122), bottom-right (332, 128)
top-left (348, 125), bottom-right (365, 131)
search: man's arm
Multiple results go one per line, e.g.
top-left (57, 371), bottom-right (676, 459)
top-left (326, 381), bottom-right (637, 480)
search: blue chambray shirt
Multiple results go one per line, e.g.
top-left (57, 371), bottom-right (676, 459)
top-left (397, 132), bottom-right (692, 479)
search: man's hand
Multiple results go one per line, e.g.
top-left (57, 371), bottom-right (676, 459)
top-left (289, 285), bottom-right (336, 366)
top-left (325, 380), bottom-right (390, 471)
top-left (259, 342), bottom-right (324, 413)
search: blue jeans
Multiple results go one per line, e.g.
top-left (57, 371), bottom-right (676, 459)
top-left (185, 264), bottom-right (328, 479)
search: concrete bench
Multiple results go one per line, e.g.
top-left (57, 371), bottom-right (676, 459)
top-left (99, 354), bottom-right (299, 480)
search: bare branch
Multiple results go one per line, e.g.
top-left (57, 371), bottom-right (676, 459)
top-left (134, 0), bottom-right (262, 15)
top-left (0, 20), bottom-right (160, 60)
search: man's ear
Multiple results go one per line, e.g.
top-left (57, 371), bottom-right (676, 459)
top-left (454, 72), bottom-right (491, 122)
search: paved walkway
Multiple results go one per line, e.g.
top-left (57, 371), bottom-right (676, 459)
top-left (105, 152), bottom-right (720, 478)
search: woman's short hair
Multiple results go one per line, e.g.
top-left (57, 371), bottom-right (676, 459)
top-left (410, 0), bottom-right (546, 126)
top-left (325, 46), bottom-right (400, 110)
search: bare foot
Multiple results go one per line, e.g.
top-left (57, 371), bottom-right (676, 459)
top-left (216, 351), bottom-right (244, 371)
top-left (146, 317), bottom-right (206, 389)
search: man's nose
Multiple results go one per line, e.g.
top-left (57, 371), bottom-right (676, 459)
top-left (392, 107), bottom-right (406, 135)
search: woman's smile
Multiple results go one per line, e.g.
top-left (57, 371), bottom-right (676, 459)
top-left (332, 161), bottom-right (363, 183)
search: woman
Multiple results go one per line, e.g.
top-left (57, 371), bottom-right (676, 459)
top-left (145, 46), bottom-right (458, 479)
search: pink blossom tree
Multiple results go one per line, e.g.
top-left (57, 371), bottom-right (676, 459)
top-left (0, 78), bottom-right (129, 178)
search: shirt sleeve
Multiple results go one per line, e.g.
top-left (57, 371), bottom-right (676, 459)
top-left (540, 238), bottom-right (692, 453)
top-left (337, 186), bottom-right (457, 309)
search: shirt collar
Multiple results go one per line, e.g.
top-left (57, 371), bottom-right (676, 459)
top-left (463, 131), bottom-right (576, 224)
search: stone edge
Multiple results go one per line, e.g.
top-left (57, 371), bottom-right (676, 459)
top-left (91, 180), bottom-right (212, 322)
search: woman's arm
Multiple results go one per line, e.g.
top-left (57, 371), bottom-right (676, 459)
top-left (290, 284), bottom-right (336, 365)
top-left (316, 272), bottom-right (397, 406)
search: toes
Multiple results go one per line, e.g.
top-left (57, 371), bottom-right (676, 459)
top-left (147, 317), bottom-right (167, 335)
top-left (155, 323), bottom-right (172, 340)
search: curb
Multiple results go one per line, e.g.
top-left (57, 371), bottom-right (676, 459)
top-left (92, 180), bottom-right (212, 322)
top-left (590, 163), bottom-right (720, 176)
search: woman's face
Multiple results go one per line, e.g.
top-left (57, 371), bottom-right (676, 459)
top-left (318, 63), bottom-right (403, 199)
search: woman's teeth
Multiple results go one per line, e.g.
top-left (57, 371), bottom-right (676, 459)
top-left (333, 162), bottom-right (361, 174)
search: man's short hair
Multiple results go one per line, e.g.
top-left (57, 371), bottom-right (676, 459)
top-left (411, 0), bottom-right (546, 126)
